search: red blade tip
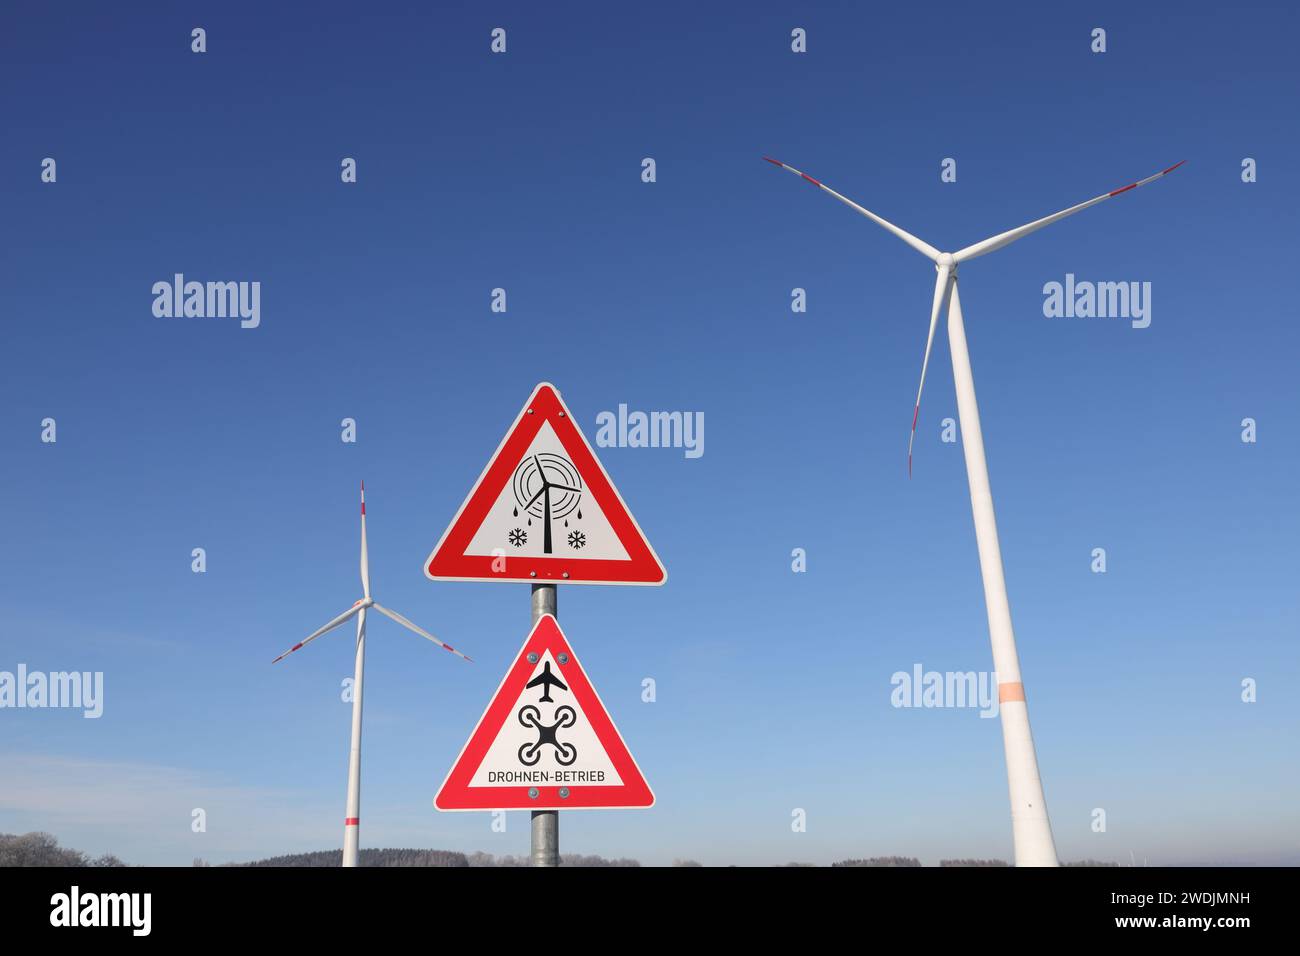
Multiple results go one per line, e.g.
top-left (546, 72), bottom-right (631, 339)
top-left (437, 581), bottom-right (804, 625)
top-left (272, 641), bottom-right (303, 662)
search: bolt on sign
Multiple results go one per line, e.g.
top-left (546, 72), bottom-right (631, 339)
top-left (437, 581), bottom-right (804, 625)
top-left (424, 382), bottom-right (666, 585)
top-left (435, 614), bottom-right (654, 810)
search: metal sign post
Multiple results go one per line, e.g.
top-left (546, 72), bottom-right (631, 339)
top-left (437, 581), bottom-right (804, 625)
top-left (529, 583), bottom-right (559, 867)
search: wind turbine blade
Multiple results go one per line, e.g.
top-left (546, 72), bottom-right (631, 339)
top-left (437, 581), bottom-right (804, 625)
top-left (953, 161), bottom-right (1185, 264)
top-left (359, 481), bottom-right (370, 600)
top-left (550, 484), bottom-right (581, 494)
top-left (763, 157), bottom-right (941, 262)
top-left (909, 264), bottom-right (953, 477)
top-left (272, 604), bottom-right (362, 663)
top-left (371, 603), bottom-right (473, 663)
top-left (520, 486), bottom-right (545, 513)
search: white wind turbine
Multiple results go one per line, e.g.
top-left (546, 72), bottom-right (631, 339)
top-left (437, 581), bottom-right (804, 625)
top-left (272, 482), bottom-right (472, 867)
top-left (765, 156), bottom-right (1183, 866)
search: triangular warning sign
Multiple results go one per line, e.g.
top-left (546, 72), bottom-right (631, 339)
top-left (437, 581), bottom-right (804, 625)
top-left (425, 382), bottom-right (666, 585)
top-left (435, 614), bottom-right (654, 810)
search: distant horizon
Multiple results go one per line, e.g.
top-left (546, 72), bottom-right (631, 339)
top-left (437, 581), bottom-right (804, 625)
top-left (11, 829), bottom-right (1295, 868)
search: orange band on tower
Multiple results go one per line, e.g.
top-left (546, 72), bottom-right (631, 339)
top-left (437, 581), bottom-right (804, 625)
top-left (998, 682), bottom-right (1025, 703)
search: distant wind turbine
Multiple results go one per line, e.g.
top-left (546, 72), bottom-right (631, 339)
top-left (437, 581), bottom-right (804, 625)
top-left (764, 155), bottom-right (1183, 866)
top-left (272, 482), bottom-right (472, 867)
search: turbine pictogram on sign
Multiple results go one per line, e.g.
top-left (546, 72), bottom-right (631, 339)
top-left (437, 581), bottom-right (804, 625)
top-left (510, 453), bottom-right (582, 554)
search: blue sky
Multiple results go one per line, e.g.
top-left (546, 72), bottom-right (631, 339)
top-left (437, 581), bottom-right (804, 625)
top-left (2, 1), bottom-right (1298, 866)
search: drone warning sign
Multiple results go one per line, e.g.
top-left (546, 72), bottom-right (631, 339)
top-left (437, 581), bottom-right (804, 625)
top-left (434, 614), bottom-right (654, 811)
top-left (424, 382), bottom-right (666, 585)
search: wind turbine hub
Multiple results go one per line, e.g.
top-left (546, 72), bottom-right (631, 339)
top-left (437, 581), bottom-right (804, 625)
top-left (937, 252), bottom-right (955, 270)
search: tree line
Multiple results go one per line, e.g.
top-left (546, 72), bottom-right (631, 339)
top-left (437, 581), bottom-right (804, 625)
top-left (0, 832), bottom-right (126, 867)
top-left (0, 832), bottom-right (1118, 867)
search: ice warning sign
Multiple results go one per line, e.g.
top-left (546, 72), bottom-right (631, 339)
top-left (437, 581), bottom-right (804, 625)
top-left (423, 382), bottom-right (666, 585)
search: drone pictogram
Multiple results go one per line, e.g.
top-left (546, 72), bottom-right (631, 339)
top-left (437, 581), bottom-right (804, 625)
top-left (517, 704), bottom-right (577, 766)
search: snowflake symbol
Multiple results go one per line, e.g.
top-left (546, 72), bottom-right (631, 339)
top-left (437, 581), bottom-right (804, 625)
top-left (508, 528), bottom-right (527, 548)
top-left (567, 530), bottom-right (586, 550)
